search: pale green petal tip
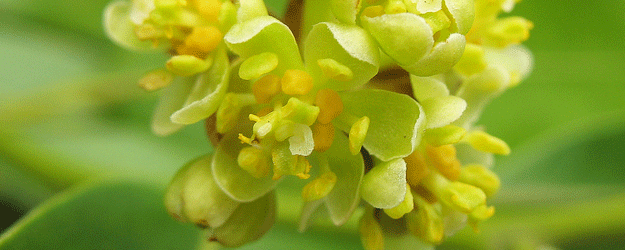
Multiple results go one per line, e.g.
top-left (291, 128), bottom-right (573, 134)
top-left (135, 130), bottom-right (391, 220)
top-left (331, 0), bottom-right (361, 24)
top-left (360, 158), bottom-right (407, 209)
top-left (236, 0), bottom-right (269, 23)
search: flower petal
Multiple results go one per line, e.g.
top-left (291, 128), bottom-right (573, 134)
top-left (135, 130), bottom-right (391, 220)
top-left (402, 33), bottom-right (466, 76)
top-left (421, 95), bottom-right (467, 129)
top-left (321, 132), bottom-right (364, 225)
top-left (304, 22), bottom-right (380, 91)
top-left (360, 158), bottom-right (407, 209)
top-left (336, 89), bottom-right (426, 161)
top-left (169, 47), bottom-right (230, 124)
top-left (212, 126), bottom-right (279, 202)
top-left (103, 1), bottom-right (160, 51)
top-left (361, 13), bottom-right (433, 67)
top-left (224, 16), bottom-right (303, 74)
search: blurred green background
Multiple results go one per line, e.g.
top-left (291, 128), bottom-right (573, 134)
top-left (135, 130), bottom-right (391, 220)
top-left (0, 0), bottom-right (624, 249)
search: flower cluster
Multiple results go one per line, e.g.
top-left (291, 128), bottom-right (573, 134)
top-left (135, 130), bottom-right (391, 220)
top-left (104, 0), bottom-right (532, 248)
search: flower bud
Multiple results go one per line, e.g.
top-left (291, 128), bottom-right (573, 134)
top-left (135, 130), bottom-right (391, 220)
top-left (360, 158), bottom-right (407, 209)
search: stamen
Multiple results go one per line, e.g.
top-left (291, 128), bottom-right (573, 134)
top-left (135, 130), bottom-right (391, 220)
top-left (383, 184), bottom-right (414, 219)
top-left (359, 208), bottom-right (385, 250)
top-left (486, 17), bottom-right (534, 47)
top-left (189, 0), bottom-right (221, 23)
top-left (238, 134), bottom-right (253, 145)
top-left (312, 122), bottom-right (335, 152)
top-left (317, 59), bottom-right (354, 82)
top-left (314, 89), bottom-right (344, 124)
top-left (166, 54), bottom-right (211, 76)
top-left (404, 150), bottom-right (430, 187)
top-left (385, 0), bottom-right (407, 14)
top-left (281, 69), bottom-right (313, 96)
top-left (405, 194), bottom-right (444, 244)
top-left (252, 74), bottom-right (281, 103)
top-left (422, 172), bottom-right (486, 214)
top-left (280, 97), bottom-right (320, 126)
top-left (464, 130), bottom-right (510, 155)
top-left (426, 144), bottom-right (461, 181)
top-left (239, 52), bottom-right (279, 80)
top-left (349, 116), bottom-right (370, 155)
top-left (301, 171), bottom-right (337, 202)
top-left (458, 164), bottom-right (500, 197)
top-left (423, 125), bottom-right (467, 146)
top-left (177, 26), bottom-right (222, 59)
top-left (362, 5), bottom-right (385, 18)
top-left (138, 69), bottom-right (174, 91)
top-left (454, 43), bottom-right (487, 76)
top-left (237, 146), bottom-right (270, 178)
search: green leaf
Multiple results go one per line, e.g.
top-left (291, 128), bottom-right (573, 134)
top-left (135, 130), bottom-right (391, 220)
top-left (0, 181), bottom-right (200, 249)
top-left (336, 89), bottom-right (426, 161)
top-left (304, 22), bottom-right (380, 91)
top-left (224, 16), bottom-right (304, 75)
top-left (212, 129), bottom-right (279, 202)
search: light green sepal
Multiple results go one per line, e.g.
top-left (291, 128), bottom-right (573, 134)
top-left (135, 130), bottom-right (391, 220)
top-left (321, 132), bottom-right (365, 225)
top-left (212, 129), bottom-right (279, 202)
top-left (360, 158), bottom-right (407, 209)
top-left (421, 95), bottom-right (467, 129)
top-left (104, 1), bottom-right (162, 51)
top-left (444, 0), bottom-right (475, 34)
top-left (305, 22), bottom-right (380, 91)
top-left (210, 191), bottom-right (276, 247)
top-left (402, 33), bottom-right (466, 76)
top-left (170, 47), bottom-right (230, 124)
top-left (361, 13), bottom-right (433, 67)
top-left (336, 89), bottom-right (426, 161)
top-left (225, 16), bottom-right (303, 75)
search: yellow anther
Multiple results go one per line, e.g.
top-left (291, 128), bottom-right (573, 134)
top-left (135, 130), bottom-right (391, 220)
top-left (317, 58), bottom-right (354, 82)
top-left (280, 98), bottom-right (320, 126)
top-left (404, 150), bottom-right (430, 187)
top-left (271, 145), bottom-right (311, 180)
top-left (424, 125), bottom-right (467, 146)
top-left (189, 0), bottom-right (221, 23)
top-left (454, 43), bottom-right (487, 76)
top-left (385, 0), bottom-right (407, 14)
top-left (312, 122), bottom-right (335, 152)
top-left (464, 130), bottom-right (511, 155)
top-left (239, 52), bottom-right (279, 80)
top-left (362, 5), bottom-right (385, 18)
top-left (177, 26), bottom-right (222, 59)
top-left (459, 164), bottom-right (501, 197)
top-left (238, 134), bottom-right (253, 144)
top-left (468, 204), bottom-right (495, 232)
top-left (135, 23), bottom-right (165, 41)
top-left (248, 114), bottom-right (261, 122)
top-left (216, 93), bottom-right (255, 133)
top-left (252, 74), bottom-right (281, 103)
top-left (359, 208), bottom-right (385, 250)
top-left (256, 107), bottom-right (273, 117)
top-left (383, 184), bottom-right (414, 219)
top-left (426, 144), bottom-right (461, 181)
top-left (349, 116), bottom-right (370, 155)
top-left (237, 146), bottom-right (270, 178)
top-left (295, 156), bottom-right (312, 179)
top-left (406, 195), bottom-right (444, 244)
top-left (301, 171), bottom-right (337, 202)
top-left (420, 10), bottom-right (451, 34)
top-left (423, 172), bottom-right (486, 213)
top-left (314, 89), bottom-right (344, 124)
top-left (138, 69), bottom-right (174, 91)
top-left (486, 16), bottom-right (534, 47)
top-left (281, 69), bottom-right (314, 96)
top-left (166, 54), bottom-right (211, 76)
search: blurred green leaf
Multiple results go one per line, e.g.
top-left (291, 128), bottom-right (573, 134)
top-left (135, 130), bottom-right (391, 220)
top-left (0, 181), bottom-right (200, 249)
